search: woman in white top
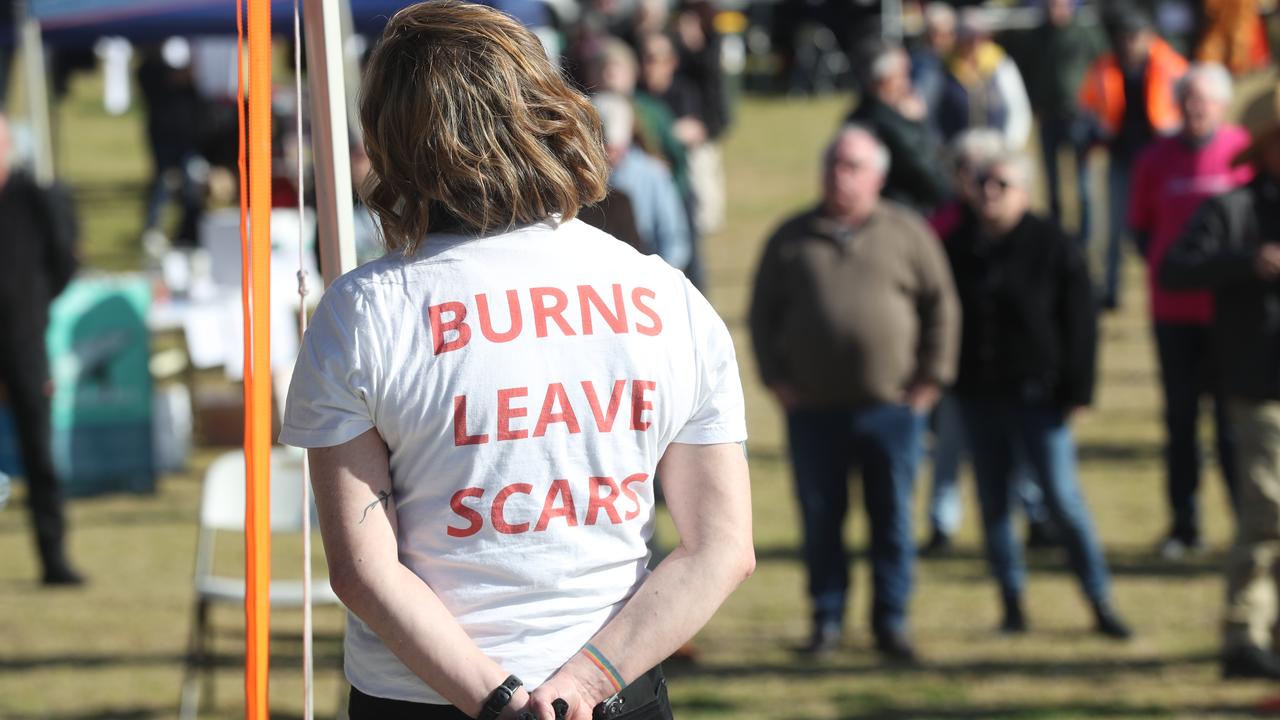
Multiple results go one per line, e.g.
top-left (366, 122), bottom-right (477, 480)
top-left (279, 3), bottom-right (755, 719)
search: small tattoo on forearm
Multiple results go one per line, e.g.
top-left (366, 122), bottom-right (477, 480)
top-left (359, 490), bottom-right (393, 524)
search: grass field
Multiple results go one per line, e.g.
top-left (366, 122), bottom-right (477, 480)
top-left (0, 71), bottom-right (1276, 719)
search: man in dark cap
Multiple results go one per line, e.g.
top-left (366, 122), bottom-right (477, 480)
top-left (1162, 86), bottom-right (1280, 680)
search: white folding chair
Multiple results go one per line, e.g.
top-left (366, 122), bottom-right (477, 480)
top-left (179, 447), bottom-right (341, 719)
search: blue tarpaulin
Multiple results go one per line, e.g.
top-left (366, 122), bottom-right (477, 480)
top-left (14, 0), bottom-right (417, 46)
top-left (12, 0), bottom-right (547, 46)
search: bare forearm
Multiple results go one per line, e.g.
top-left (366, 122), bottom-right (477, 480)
top-left (524, 444), bottom-right (753, 720)
top-left (337, 563), bottom-right (521, 716)
top-left (555, 540), bottom-right (753, 703)
top-left (610, 544), bottom-right (750, 670)
top-left (311, 432), bottom-right (528, 716)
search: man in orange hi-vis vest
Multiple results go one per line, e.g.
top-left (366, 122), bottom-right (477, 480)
top-left (1079, 5), bottom-right (1187, 312)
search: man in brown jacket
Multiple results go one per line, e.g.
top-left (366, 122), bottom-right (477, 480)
top-left (749, 124), bottom-right (960, 662)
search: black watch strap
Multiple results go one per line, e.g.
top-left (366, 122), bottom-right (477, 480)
top-left (477, 675), bottom-right (523, 720)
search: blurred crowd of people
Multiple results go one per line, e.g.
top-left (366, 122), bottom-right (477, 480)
top-left (126, 0), bottom-right (736, 291)
top-left (5, 0), bottom-right (1280, 692)
top-left (750, 0), bottom-right (1280, 682)
top-left (1, 0), bottom-right (743, 589)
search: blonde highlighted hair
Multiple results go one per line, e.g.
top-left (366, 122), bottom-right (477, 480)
top-left (359, 0), bottom-right (610, 253)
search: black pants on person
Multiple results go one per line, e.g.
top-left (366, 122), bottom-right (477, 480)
top-left (349, 665), bottom-right (673, 720)
top-left (0, 332), bottom-right (70, 573)
top-left (1155, 322), bottom-right (1239, 541)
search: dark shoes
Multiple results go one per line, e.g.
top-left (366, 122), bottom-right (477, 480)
top-left (1156, 533), bottom-right (1205, 561)
top-left (875, 632), bottom-right (919, 665)
top-left (1000, 597), bottom-right (1028, 635)
top-left (1026, 521), bottom-right (1061, 550)
top-left (41, 560), bottom-right (85, 587)
top-left (801, 621), bottom-right (842, 658)
top-left (998, 595), bottom-right (1128, 639)
top-left (920, 530), bottom-right (955, 558)
top-left (1223, 645), bottom-right (1280, 680)
top-left (800, 622), bottom-right (919, 665)
top-left (1093, 602), bottom-right (1132, 640)
top-left (1224, 646), bottom-right (1280, 680)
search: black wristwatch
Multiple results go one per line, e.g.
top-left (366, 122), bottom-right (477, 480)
top-left (477, 675), bottom-right (523, 720)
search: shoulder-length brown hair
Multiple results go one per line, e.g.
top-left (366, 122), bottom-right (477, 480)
top-left (358, 0), bottom-right (610, 253)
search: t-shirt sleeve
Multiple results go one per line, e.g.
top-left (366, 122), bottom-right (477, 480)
top-left (673, 278), bottom-right (748, 445)
top-left (278, 283), bottom-right (377, 448)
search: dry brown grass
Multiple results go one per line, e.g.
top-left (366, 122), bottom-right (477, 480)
top-left (1, 71), bottom-right (1278, 719)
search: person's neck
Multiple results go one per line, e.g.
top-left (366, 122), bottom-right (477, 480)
top-left (611, 145), bottom-right (634, 167)
top-left (647, 76), bottom-right (672, 94)
top-left (1124, 51), bottom-right (1149, 72)
top-left (876, 87), bottom-right (903, 108)
top-left (979, 213), bottom-right (1021, 239)
top-left (1181, 128), bottom-right (1216, 149)
top-left (823, 203), bottom-right (872, 230)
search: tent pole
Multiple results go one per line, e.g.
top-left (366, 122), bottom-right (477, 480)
top-left (16, 0), bottom-right (54, 186)
top-left (336, 0), bottom-right (361, 135)
top-left (302, 0), bottom-right (357, 286)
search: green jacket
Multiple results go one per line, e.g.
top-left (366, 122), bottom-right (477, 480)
top-left (632, 92), bottom-right (691, 199)
top-left (848, 96), bottom-right (949, 213)
top-left (1006, 18), bottom-right (1106, 117)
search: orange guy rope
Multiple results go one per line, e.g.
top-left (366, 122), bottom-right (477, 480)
top-left (234, 10), bottom-right (255, 712)
top-left (292, 0), bottom-right (316, 717)
top-left (239, 0), bottom-right (273, 718)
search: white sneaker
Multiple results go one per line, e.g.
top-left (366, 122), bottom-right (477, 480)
top-left (1157, 536), bottom-right (1205, 560)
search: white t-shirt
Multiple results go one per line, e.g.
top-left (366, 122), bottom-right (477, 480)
top-left (279, 218), bottom-right (746, 704)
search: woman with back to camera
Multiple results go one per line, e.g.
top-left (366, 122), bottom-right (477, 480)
top-left (278, 3), bottom-right (755, 719)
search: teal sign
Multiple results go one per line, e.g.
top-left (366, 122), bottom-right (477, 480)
top-left (0, 277), bottom-right (155, 496)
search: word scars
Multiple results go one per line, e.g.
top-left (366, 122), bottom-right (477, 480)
top-left (447, 473), bottom-right (651, 538)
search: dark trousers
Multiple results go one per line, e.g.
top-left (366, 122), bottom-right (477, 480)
top-left (1103, 158), bottom-right (1133, 307)
top-left (1039, 115), bottom-right (1093, 247)
top-left (1155, 322), bottom-right (1239, 541)
top-left (348, 666), bottom-right (673, 720)
top-left (144, 145), bottom-right (203, 244)
top-left (0, 333), bottom-right (68, 570)
top-left (787, 404), bottom-right (925, 638)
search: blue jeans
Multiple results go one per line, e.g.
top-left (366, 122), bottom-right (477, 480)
top-left (1155, 322), bottom-right (1239, 540)
top-left (1103, 158), bottom-right (1133, 307)
top-left (959, 399), bottom-right (1112, 603)
top-left (1039, 116), bottom-right (1093, 247)
top-left (787, 404), bottom-right (926, 638)
top-left (929, 393), bottom-right (1048, 536)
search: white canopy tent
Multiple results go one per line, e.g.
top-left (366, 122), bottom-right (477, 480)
top-left (15, 0), bottom-right (359, 281)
